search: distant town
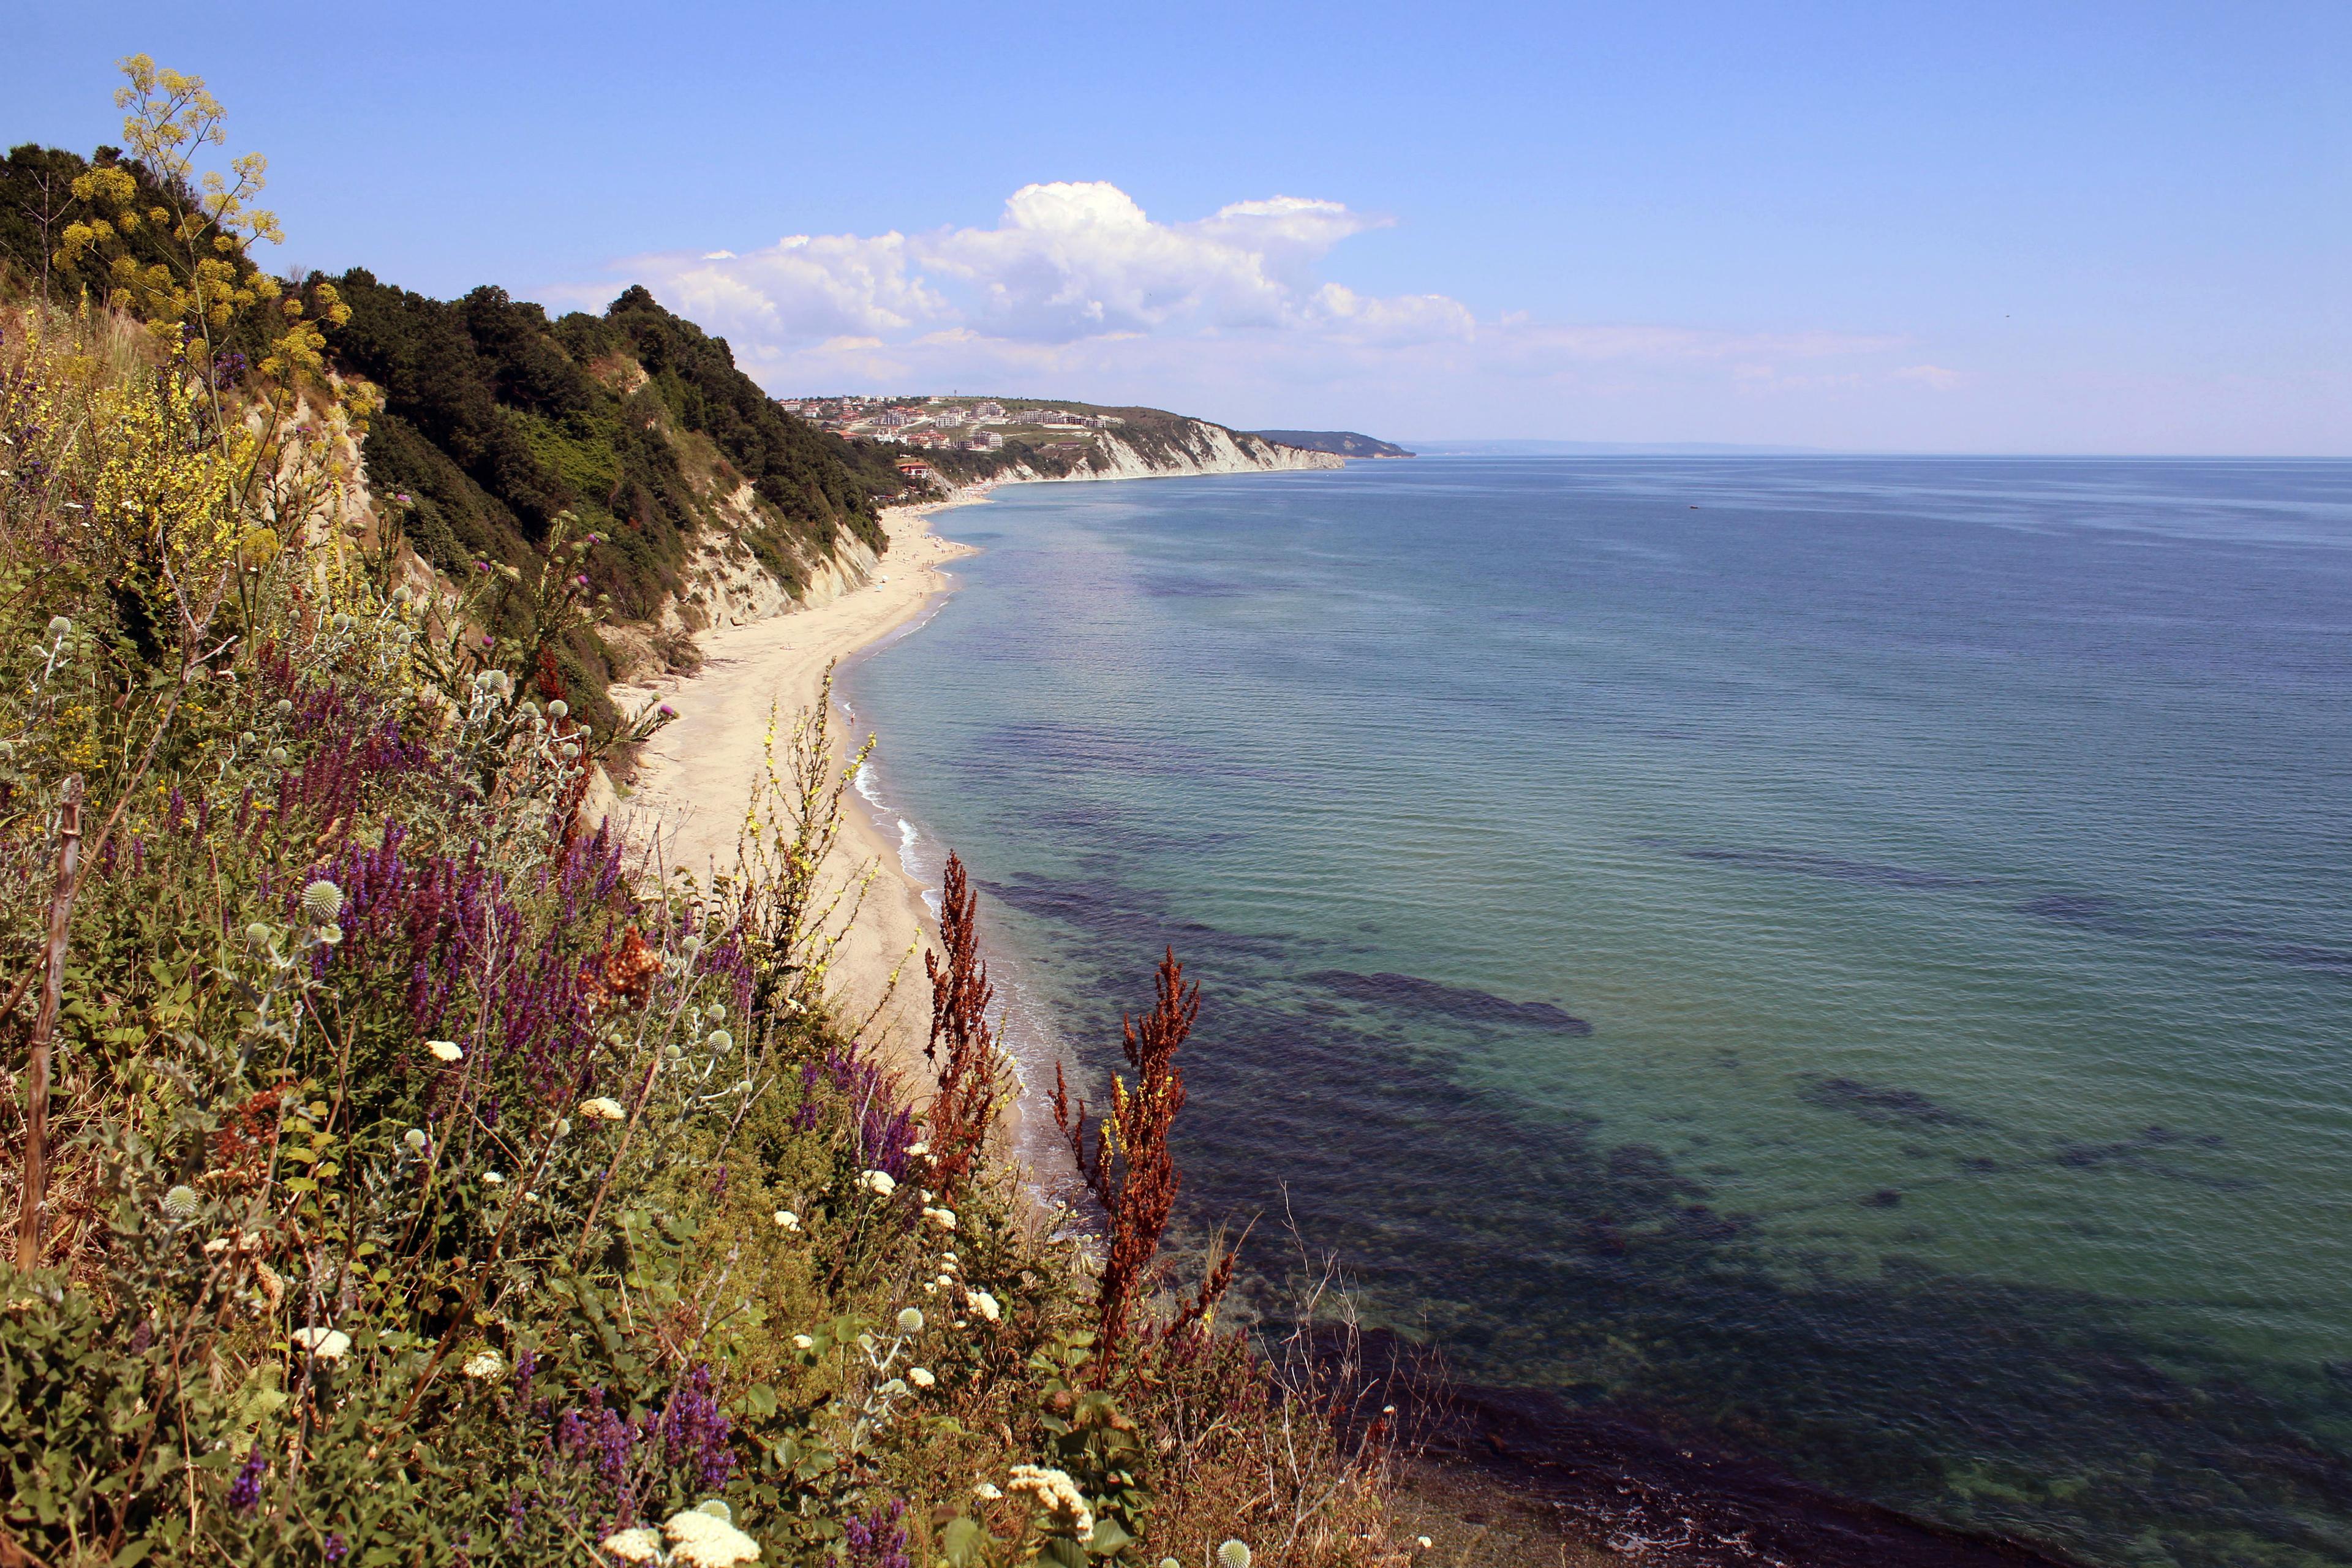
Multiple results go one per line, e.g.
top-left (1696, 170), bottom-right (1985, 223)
top-left (780, 396), bottom-right (1118, 456)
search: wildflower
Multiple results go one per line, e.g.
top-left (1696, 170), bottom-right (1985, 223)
top-left (922, 1205), bottom-right (957, 1231)
top-left (1006, 1464), bottom-right (1094, 1539)
top-left (1219, 1542), bottom-right (1253, 1568)
top-left (548, 699), bottom-right (568, 718)
top-left (657, 703), bottom-right (676, 719)
top-left (161, 1184), bottom-right (200, 1221)
top-left (291, 1326), bottom-right (351, 1361)
top-left (267, 746), bottom-right (289, 766)
top-left (706, 1028), bottom-right (733, 1053)
top-left (301, 879), bottom-right (343, 922)
top-left (579, 1097), bottom-right (627, 1121)
top-left (897, 1306), bottom-right (924, 1334)
top-left (274, 698), bottom-right (293, 716)
top-left (908, 1366), bottom-right (935, 1389)
top-left (857, 1169), bottom-right (896, 1197)
top-left (404, 1128), bottom-right (429, 1152)
top-left (228, 1443), bottom-right (267, 1511)
top-left (426, 1039), bottom-right (463, 1062)
top-left (663, 1507), bottom-right (761, 1566)
top-left (600, 1528), bottom-right (663, 1564)
top-left (772, 1209), bottom-right (800, 1231)
top-left (462, 1349), bottom-right (504, 1379)
top-left (1417, 1537), bottom-right (1434, 1550)
top-left (483, 1171), bottom-right (504, 1185)
top-left (965, 1288), bottom-right (1001, 1322)
top-left (791, 1334), bottom-right (814, 1351)
top-left (331, 611), bottom-right (353, 632)
top-left (905, 1140), bottom-right (930, 1158)
top-left (46, 615), bottom-right (70, 641)
top-left (973, 1482), bottom-right (1003, 1500)
top-left (554, 1118), bottom-right (572, 1137)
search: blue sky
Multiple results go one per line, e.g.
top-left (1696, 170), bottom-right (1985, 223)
top-left (10, 1), bottom-right (2348, 452)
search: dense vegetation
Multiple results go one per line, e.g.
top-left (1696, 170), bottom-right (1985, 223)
top-left (0, 59), bottom-right (1406, 1568)
top-left (3, 139), bottom-right (908, 739)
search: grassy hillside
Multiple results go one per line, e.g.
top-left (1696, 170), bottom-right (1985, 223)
top-left (0, 58), bottom-right (1405, 1568)
top-left (2, 141), bottom-right (910, 737)
top-left (1245, 431), bottom-right (1414, 459)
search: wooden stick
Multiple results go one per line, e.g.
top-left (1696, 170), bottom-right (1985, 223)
top-left (18, 774), bottom-right (83, 1270)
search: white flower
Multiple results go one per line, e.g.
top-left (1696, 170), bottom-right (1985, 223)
top-left (663, 1507), bottom-right (761, 1566)
top-left (905, 1140), bottom-right (930, 1157)
top-left (600, 1527), bottom-right (664, 1564)
top-left (1219, 1541), bottom-right (1253, 1568)
top-left (483, 1171), bottom-right (504, 1186)
top-left (426, 1039), bottom-right (463, 1062)
top-left (1007, 1464), bottom-right (1093, 1539)
top-left (462, 1349), bottom-right (504, 1379)
top-left (1417, 1537), bottom-right (1434, 1550)
top-left (772, 1210), bottom-right (799, 1231)
top-left (857, 1169), bottom-right (896, 1197)
top-left (908, 1366), bottom-right (935, 1389)
top-left (404, 1128), bottom-right (429, 1152)
top-left (300, 880), bottom-right (344, 922)
top-left (791, 1333), bottom-right (814, 1351)
top-left (922, 1205), bottom-right (957, 1232)
top-left (291, 1327), bottom-right (352, 1361)
top-left (579, 1096), bottom-right (626, 1121)
top-left (897, 1307), bottom-right (924, 1334)
top-left (973, 1482), bottom-right (1003, 1500)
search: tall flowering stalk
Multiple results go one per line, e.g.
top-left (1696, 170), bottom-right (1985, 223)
top-left (922, 853), bottom-right (1009, 1195)
top-left (1054, 947), bottom-right (1202, 1363)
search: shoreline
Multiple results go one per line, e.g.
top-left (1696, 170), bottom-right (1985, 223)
top-left (613, 471), bottom-right (2102, 1568)
top-left (616, 494), bottom-right (987, 1081)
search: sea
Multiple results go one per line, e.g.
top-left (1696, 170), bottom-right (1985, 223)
top-left (838, 457), bottom-right (2352, 1568)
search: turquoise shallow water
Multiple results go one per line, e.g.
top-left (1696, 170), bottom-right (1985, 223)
top-left (842, 458), bottom-right (2352, 1567)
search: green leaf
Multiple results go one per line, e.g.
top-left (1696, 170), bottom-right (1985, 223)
top-left (941, 1517), bottom-right (987, 1567)
top-left (1086, 1518), bottom-right (1133, 1556)
top-left (1039, 1539), bottom-right (1088, 1568)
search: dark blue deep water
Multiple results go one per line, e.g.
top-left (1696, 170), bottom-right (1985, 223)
top-left (843, 458), bottom-right (2352, 1567)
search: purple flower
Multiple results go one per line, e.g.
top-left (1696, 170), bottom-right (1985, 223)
top-left (229, 1444), bottom-right (268, 1512)
top-left (844, 1499), bottom-right (911, 1568)
top-left (323, 1532), bottom-right (347, 1561)
top-left (656, 704), bottom-right (676, 719)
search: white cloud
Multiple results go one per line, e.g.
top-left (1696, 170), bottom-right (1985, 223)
top-left (1895, 363), bottom-right (1966, 390)
top-left (581, 182), bottom-right (1931, 434)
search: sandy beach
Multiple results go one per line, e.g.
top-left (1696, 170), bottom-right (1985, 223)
top-left (615, 500), bottom-right (981, 1074)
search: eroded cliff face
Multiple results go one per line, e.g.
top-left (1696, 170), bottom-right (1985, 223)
top-left (1002, 421), bottom-right (1344, 483)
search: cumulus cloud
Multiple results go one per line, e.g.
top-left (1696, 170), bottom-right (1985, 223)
top-left (580, 181), bottom-right (1925, 432)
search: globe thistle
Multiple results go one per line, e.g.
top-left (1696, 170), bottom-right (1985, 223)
top-left (404, 1128), bottom-right (429, 1152)
top-left (274, 698), bottom-right (293, 717)
top-left (161, 1184), bottom-right (200, 1221)
top-left (1219, 1541), bottom-right (1253, 1568)
top-left (46, 615), bottom-right (70, 641)
top-left (244, 922), bottom-right (274, 951)
top-left (547, 699), bottom-right (568, 719)
top-left (897, 1306), bottom-right (924, 1334)
top-left (331, 612), bottom-right (353, 632)
top-left (267, 747), bottom-right (289, 766)
top-left (705, 1029), bottom-right (733, 1054)
top-left (300, 880), bottom-right (343, 923)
